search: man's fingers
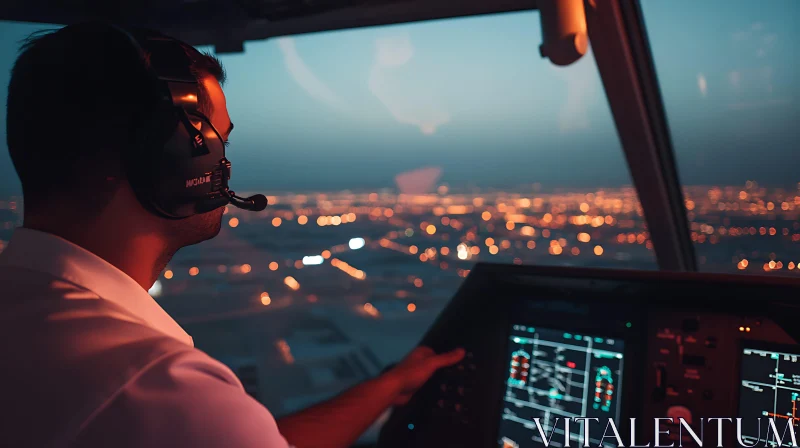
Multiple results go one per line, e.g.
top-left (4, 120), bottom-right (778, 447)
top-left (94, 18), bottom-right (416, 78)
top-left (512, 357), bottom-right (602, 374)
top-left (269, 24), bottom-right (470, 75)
top-left (430, 348), bottom-right (465, 369)
top-left (410, 346), bottom-right (435, 359)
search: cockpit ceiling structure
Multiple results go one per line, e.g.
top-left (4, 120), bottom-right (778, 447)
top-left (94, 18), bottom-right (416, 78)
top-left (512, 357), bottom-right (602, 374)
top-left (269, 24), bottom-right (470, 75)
top-left (1, 0), bottom-right (538, 53)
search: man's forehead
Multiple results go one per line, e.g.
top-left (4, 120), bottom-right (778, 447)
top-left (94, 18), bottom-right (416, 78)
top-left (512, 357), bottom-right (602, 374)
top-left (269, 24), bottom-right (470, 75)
top-left (200, 77), bottom-right (232, 136)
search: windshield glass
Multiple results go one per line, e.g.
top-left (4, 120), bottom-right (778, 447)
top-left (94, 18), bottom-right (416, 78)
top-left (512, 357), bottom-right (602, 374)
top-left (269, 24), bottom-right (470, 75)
top-left (0, 12), bottom-right (654, 440)
top-left (641, 0), bottom-right (800, 276)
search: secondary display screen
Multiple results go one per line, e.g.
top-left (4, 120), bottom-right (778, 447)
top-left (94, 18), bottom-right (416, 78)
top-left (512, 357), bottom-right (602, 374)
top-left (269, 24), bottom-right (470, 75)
top-left (498, 325), bottom-right (624, 447)
top-left (739, 345), bottom-right (800, 446)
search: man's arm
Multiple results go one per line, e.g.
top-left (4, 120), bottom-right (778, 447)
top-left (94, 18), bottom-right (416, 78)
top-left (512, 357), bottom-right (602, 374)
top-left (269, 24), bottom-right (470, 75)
top-left (276, 346), bottom-right (464, 448)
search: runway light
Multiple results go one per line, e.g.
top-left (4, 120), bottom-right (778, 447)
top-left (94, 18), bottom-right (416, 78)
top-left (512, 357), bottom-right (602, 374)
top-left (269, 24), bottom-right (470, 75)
top-left (302, 255), bottom-right (324, 266)
top-left (284, 276), bottom-right (300, 290)
top-left (349, 238), bottom-right (366, 250)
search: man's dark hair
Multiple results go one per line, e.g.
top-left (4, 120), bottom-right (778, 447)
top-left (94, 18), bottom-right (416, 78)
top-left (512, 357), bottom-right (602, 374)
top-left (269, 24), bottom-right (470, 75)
top-left (6, 22), bottom-right (226, 214)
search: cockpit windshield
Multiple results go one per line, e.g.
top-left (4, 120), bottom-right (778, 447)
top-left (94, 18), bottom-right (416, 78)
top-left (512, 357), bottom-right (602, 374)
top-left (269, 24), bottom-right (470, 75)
top-left (641, 0), bottom-right (800, 275)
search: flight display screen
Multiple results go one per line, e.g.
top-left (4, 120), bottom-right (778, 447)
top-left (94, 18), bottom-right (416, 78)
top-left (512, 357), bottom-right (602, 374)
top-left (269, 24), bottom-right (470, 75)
top-left (739, 345), bottom-right (800, 447)
top-left (498, 325), bottom-right (624, 447)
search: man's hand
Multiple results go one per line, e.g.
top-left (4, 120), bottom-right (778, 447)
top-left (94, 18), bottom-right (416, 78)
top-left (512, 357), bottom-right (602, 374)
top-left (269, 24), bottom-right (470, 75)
top-left (384, 346), bottom-right (465, 405)
top-left (276, 346), bottom-right (465, 447)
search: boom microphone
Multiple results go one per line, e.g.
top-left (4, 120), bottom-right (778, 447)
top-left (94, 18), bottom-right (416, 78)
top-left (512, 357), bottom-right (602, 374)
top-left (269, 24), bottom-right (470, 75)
top-left (226, 190), bottom-right (268, 212)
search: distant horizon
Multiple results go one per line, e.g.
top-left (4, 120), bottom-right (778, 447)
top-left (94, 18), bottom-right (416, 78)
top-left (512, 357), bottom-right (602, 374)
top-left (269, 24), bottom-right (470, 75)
top-left (2, 180), bottom-right (800, 201)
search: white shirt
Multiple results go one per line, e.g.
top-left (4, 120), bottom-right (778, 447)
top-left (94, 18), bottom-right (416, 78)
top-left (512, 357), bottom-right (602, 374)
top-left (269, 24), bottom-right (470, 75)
top-left (0, 228), bottom-right (290, 448)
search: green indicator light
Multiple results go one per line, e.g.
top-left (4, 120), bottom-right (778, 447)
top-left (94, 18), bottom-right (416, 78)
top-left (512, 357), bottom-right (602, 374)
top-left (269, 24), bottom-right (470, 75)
top-left (626, 322), bottom-right (632, 328)
top-left (564, 333), bottom-right (572, 339)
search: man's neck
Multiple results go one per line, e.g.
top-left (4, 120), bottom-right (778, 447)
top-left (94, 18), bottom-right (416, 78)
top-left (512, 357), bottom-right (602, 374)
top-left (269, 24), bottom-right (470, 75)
top-left (23, 219), bottom-right (174, 290)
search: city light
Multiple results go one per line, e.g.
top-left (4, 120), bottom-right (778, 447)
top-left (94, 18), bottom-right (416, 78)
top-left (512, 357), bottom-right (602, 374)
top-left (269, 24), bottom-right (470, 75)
top-left (189, 267), bottom-right (199, 276)
top-left (284, 276), bottom-right (300, 290)
top-left (457, 243), bottom-right (470, 260)
top-left (276, 339), bottom-right (294, 364)
top-left (164, 270), bottom-right (173, 279)
top-left (260, 292), bottom-right (271, 306)
top-left (148, 280), bottom-right (162, 297)
top-left (349, 238), bottom-right (366, 250)
top-left (331, 258), bottom-right (366, 279)
top-left (362, 302), bottom-right (380, 318)
top-left (302, 255), bottom-right (324, 266)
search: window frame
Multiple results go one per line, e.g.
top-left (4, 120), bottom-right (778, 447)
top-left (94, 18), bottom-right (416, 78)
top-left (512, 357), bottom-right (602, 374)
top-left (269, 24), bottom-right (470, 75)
top-left (585, 0), bottom-right (696, 271)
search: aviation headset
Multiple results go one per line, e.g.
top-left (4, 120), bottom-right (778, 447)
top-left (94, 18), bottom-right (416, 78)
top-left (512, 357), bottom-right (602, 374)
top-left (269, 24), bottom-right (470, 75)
top-left (112, 24), bottom-right (267, 219)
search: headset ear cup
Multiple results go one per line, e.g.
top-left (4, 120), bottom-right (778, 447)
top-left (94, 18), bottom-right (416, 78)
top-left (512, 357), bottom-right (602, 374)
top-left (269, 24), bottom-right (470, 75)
top-left (125, 93), bottom-right (181, 218)
top-left (119, 29), bottom-right (232, 219)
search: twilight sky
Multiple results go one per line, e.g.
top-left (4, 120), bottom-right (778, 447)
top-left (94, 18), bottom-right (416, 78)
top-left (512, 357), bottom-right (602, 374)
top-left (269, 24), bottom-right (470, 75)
top-left (0, 0), bottom-right (797, 195)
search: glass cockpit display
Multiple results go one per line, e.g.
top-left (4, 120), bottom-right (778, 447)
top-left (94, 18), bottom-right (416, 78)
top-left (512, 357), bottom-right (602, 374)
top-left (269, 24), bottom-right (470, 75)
top-left (498, 325), bottom-right (624, 447)
top-left (739, 345), bottom-right (800, 447)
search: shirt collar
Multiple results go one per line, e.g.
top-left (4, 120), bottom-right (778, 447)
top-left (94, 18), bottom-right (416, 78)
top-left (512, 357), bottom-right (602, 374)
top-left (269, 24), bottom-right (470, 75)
top-left (0, 227), bottom-right (193, 347)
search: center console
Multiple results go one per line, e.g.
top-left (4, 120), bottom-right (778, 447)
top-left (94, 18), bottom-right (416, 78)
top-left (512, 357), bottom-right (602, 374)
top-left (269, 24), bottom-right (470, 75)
top-left (377, 263), bottom-right (800, 447)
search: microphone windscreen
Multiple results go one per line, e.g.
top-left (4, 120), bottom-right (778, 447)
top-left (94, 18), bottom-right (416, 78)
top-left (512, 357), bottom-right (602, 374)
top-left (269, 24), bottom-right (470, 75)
top-left (250, 194), bottom-right (268, 211)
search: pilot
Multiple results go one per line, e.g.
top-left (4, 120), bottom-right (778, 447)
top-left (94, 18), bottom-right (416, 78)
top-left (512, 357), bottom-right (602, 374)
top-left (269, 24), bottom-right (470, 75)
top-left (0, 23), bottom-right (464, 447)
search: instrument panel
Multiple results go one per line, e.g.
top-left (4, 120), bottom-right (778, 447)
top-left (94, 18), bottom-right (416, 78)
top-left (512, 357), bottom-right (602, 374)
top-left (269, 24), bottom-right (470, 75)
top-left (377, 263), bottom-right (800, 447)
